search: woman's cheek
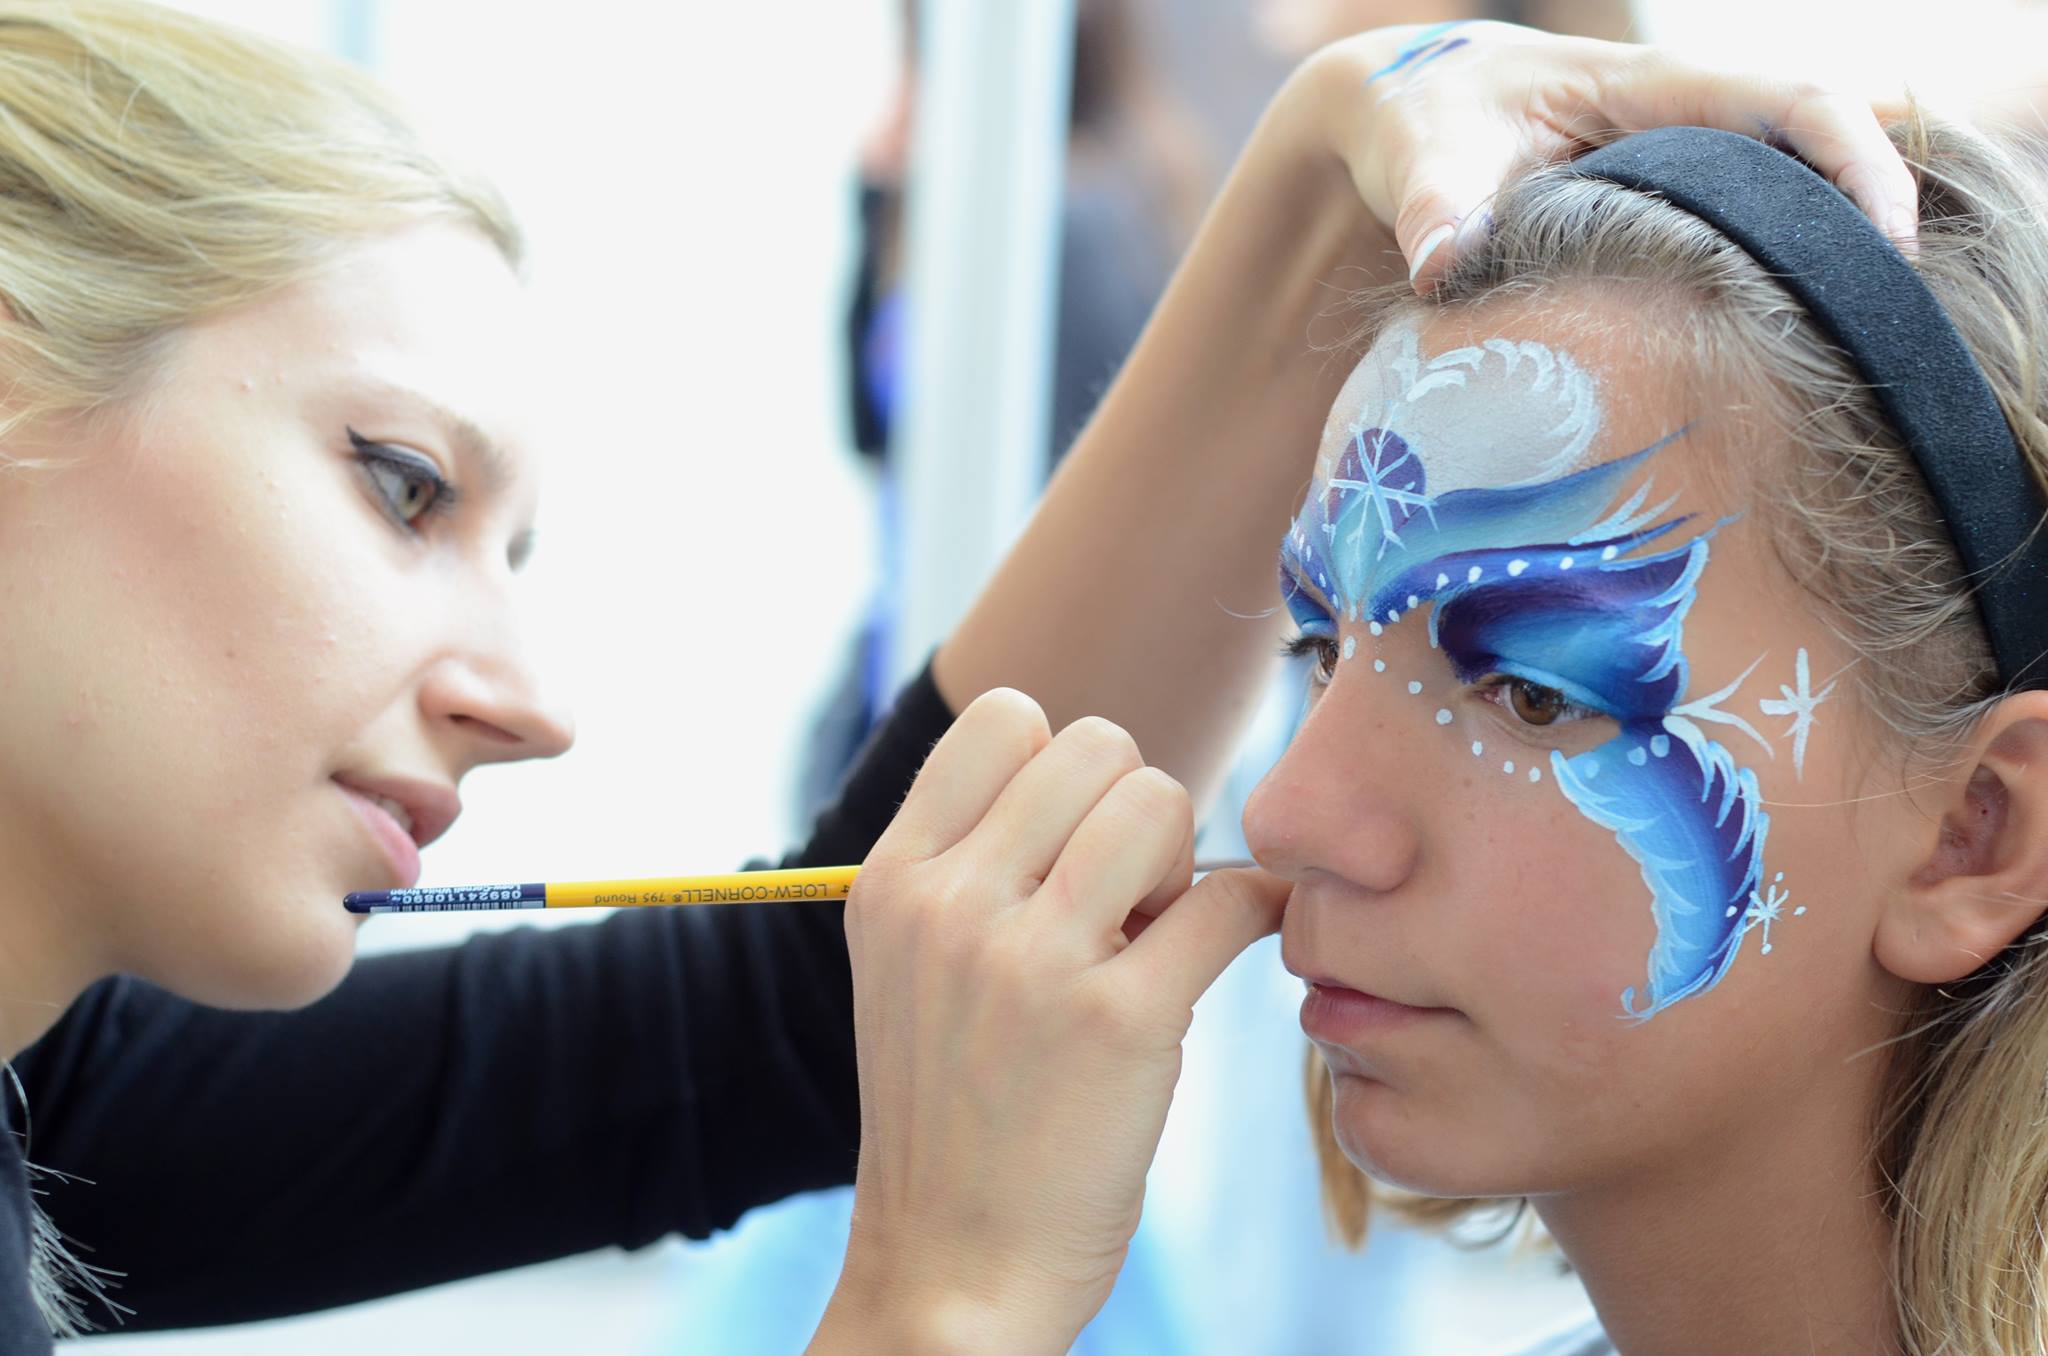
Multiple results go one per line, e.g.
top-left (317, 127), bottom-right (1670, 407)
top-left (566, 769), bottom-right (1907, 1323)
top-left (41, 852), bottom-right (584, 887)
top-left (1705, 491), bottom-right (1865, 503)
top-left (1478, 783), bottom-right (1661, 1023)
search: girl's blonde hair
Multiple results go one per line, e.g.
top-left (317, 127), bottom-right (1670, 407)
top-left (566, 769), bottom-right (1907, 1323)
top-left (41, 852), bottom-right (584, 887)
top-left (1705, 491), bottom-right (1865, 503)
top-left (1307, 110), bottom-right (2048, 1354)
top-left (0, 0), bottom-right (518, 462)
top-left (0, 1), bottom-right (519, 1332)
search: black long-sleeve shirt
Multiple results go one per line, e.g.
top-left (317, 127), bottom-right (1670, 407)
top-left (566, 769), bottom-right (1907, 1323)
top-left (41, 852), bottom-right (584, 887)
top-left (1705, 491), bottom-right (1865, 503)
top-left (0, 667), bottom-right (954, 1352)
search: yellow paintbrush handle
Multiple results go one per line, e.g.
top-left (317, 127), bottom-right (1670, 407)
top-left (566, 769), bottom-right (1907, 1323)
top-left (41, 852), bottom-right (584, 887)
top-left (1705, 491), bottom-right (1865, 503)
top-left (543, 867), bottom-right (861, 907)
top-left (345, 860), bottom-right (1251, 914)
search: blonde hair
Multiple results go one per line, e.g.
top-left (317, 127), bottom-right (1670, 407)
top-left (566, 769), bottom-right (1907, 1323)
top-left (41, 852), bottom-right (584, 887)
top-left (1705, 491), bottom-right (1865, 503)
top-left (1306, 111), bottom-right (2048, 1354)
top-left (0, 0), bottom-right (518, 464)
top-left (0, 1), bottom-right (520, 1333)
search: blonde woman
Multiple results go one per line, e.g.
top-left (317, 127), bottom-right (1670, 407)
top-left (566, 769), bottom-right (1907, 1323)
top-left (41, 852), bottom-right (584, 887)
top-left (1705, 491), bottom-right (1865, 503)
top-left (0, 2), bottom-right (1914, 1347)
top-left (828, 83), bottom-right (2048, 1356)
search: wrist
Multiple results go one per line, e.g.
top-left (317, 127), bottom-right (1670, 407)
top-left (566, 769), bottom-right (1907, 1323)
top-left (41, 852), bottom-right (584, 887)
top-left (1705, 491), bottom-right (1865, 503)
top-left (811, 1242), bottom-right (1080, 1356)
top-left (1301, 48), bottom-right (1404, 241)
top-left (1210, 51), bottom-right (1400, 342)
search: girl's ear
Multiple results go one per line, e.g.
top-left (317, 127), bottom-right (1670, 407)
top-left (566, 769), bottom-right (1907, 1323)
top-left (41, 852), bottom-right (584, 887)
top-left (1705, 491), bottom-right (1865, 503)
top-left (1876, 693), bottom-right (2048, 985)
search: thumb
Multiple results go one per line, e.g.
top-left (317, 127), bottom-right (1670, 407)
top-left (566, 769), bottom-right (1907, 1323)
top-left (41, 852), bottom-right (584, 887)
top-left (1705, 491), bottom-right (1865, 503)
top-left (1108, 868), bottom-right (1291, 1016)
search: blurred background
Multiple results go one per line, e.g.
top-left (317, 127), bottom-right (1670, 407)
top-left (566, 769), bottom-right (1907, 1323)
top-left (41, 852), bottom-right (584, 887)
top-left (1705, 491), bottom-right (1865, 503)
top-left (71, 1), bottom-right (2048, 1352)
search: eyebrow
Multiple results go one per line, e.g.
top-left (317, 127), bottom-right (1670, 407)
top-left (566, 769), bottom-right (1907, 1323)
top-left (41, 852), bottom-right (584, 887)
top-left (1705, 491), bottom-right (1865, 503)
top-left (365, 382), bottom-right (517, 498)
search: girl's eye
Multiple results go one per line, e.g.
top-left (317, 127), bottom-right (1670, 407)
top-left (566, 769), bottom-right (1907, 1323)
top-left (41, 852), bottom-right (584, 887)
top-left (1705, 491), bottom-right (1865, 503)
top-left (1507, 679), bottom-right (1567, 726)
top-left (350, 428), bottom-right (456, 529)
top-left (1477, 674), bottom-right (1593, 728)
top-left (1282, 631), bottom-right (1340, 685)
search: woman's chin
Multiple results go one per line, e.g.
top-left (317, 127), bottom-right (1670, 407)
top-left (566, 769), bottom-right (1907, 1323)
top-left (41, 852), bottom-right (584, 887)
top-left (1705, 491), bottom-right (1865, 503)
top-left (139, 899), bottom-right (362, 1011)
top-left (1330, 1074), bottom-right (1530, 1199)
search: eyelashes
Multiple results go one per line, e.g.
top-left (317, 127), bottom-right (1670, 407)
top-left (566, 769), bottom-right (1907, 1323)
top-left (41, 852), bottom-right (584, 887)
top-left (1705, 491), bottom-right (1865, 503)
top-left (1277, 556), bottom-right (1603, 732)
top-left (1280, 630), bottom-right (1600, 732)
top-left (1472, 673), bottom-right (1599, 728)
top-left (1282, 630), bottom-right (1340, 684)
top-left (349, 427), bottom-right (458, 530)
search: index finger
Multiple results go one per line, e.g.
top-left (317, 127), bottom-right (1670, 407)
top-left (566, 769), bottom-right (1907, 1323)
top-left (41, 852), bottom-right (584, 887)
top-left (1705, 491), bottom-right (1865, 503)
top-left (1107, 868), bottom-right (1291, 1019)
top-left (868, 687), bottom-right (1051, 864)
top-left (1592, 53), bottom-right (1919, 247)
top-left (1777, 88), bottom-right (1920, 253)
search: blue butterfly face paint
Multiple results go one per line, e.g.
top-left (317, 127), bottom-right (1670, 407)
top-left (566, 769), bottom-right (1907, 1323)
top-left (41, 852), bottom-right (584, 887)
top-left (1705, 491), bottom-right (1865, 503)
top-left (1284, 318), bottom-right (1818, 1021)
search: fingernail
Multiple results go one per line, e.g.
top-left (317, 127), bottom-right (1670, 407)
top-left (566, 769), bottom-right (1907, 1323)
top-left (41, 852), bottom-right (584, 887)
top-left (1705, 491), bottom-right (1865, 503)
top-left (1408, 223), bottom-right (1454, 283)
top-left (1452, 208), bottom-right (1494, 256)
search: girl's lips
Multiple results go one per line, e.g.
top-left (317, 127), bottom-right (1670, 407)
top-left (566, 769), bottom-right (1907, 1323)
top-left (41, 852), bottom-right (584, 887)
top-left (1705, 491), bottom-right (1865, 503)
top-left (1299, 981), bottom-right (1460, 1044)
top-left (338, 783), bottom-right (423, 888)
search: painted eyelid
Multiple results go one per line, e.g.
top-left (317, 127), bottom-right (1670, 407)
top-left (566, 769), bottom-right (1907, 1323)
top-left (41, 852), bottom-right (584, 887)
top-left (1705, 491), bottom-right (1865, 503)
top-left (1431, 617), bottom-right (1631, 716)
top-left (1287, 609), bottom-right (1336, 639)
top-left (1279, 571), bottom-right (1335, 631)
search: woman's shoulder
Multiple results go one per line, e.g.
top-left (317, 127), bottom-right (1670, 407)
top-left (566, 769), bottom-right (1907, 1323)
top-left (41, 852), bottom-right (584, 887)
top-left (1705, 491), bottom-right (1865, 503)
top-left (1500, 1314), bottom-right (1614, 1356)
top-left (0, 1127), bottom-right (54, 1352)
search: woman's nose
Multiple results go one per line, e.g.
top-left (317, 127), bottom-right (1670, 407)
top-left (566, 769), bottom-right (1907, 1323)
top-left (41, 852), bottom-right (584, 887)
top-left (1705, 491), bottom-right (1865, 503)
top-left (419, 646), bottom-right (575, 766)
top-left (1242, 689), bottom-right (1421, 893)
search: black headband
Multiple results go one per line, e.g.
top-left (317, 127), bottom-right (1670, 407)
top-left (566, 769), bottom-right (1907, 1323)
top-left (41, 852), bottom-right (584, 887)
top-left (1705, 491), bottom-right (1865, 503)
top-left (1568, 126), bottom-right (2048, 690)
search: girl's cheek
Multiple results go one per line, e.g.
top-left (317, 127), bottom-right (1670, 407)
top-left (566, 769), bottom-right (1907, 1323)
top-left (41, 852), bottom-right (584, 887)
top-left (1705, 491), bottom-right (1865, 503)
top-left (1492, 810), bottom-right (1659, 1011)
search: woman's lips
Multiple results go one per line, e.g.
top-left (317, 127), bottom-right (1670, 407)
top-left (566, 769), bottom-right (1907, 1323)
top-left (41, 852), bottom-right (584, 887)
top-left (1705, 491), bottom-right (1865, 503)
top-left (337, 783), bottom-right (422, 888)
top-left (1299, 981), bottom-right (1460, 1043)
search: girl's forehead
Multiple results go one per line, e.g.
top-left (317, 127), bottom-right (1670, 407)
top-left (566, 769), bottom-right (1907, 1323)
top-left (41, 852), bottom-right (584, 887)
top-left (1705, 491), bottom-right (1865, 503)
top-left (1317, 312), bottom-right (1615, 495)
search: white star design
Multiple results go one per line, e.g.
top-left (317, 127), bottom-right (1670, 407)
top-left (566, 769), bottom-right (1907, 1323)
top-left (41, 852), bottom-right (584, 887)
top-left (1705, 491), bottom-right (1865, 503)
top-left (1757, 648), bottom-right (1837, 777)
top-left (1736, 873), bottom-right (1803, 955)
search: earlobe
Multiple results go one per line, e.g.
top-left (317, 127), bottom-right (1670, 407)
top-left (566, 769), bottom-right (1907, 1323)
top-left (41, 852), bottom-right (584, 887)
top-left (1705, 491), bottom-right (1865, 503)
top-left (1877, 699), bottom-right (2048, 985)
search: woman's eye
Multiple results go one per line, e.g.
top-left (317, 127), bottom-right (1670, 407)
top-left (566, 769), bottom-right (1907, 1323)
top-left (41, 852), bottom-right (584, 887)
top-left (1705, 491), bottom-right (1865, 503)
top-left (350, 428), bottom-right (454, 529)
top-left (1282, 631), bottom-right (1341, 684)
top-left (1479, 674), bottom-right (1592, 728)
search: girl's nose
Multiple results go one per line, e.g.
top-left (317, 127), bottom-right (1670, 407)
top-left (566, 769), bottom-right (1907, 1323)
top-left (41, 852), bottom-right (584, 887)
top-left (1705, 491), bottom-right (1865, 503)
top-left (1242, 684), bottom-right (1421, 893)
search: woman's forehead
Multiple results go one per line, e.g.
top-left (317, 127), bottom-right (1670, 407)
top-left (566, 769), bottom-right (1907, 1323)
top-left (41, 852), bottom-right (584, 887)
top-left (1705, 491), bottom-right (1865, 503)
top-left (164, 225), bottom-right (544, 464)
top-left (1317, 308), bottom-right (1692, 498)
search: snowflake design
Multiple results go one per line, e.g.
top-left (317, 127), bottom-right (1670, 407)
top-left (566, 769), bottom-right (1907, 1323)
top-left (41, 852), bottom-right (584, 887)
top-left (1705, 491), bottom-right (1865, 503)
top-left (1326, 428), bottom-right (1437, 561)
top-left (1729, 872), bottom-right (1804, 955)
top-left (1757, 647), bottom-right (1838, 778)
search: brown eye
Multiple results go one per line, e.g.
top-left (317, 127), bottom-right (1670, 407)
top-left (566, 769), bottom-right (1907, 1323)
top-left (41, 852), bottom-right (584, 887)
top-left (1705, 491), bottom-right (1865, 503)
top-left (1507, 678), bottom-right (1568, 726)
top-left (1282, 632), bottom-right (1342, 684)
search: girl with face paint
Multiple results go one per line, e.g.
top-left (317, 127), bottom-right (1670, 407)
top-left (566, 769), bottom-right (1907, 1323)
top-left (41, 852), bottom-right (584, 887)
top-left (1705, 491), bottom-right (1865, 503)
top-left (1270, 118), bottom-right (2048, 1352)
top-left (837, 99), bottom-right (2048, 1356)
top-left (818, 29), bottom-right (1962, 1356)
top-left (0, 2), bottom-right (1924, 1350)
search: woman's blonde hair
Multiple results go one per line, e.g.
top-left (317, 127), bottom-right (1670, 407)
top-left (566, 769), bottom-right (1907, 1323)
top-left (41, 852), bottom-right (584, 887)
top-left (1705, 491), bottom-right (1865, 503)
top-left (1306, 110), bottom-right (2048, 1354)
top-left (0, 1), bottom-right (519, 1332)
top-left (0, 0), bottom-right (518, 463)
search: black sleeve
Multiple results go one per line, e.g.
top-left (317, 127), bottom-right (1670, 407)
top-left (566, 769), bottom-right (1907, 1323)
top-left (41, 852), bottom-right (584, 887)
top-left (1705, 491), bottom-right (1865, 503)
top-left (17, 664), bottom-right (954, 1331)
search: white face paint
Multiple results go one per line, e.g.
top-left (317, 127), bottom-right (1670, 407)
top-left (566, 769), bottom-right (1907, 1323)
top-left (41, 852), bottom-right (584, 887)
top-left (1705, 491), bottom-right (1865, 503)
top-left (1315, 314), bottom-right (1606, 499)
top-left (1758, 647), bottom-right (1839, 778)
